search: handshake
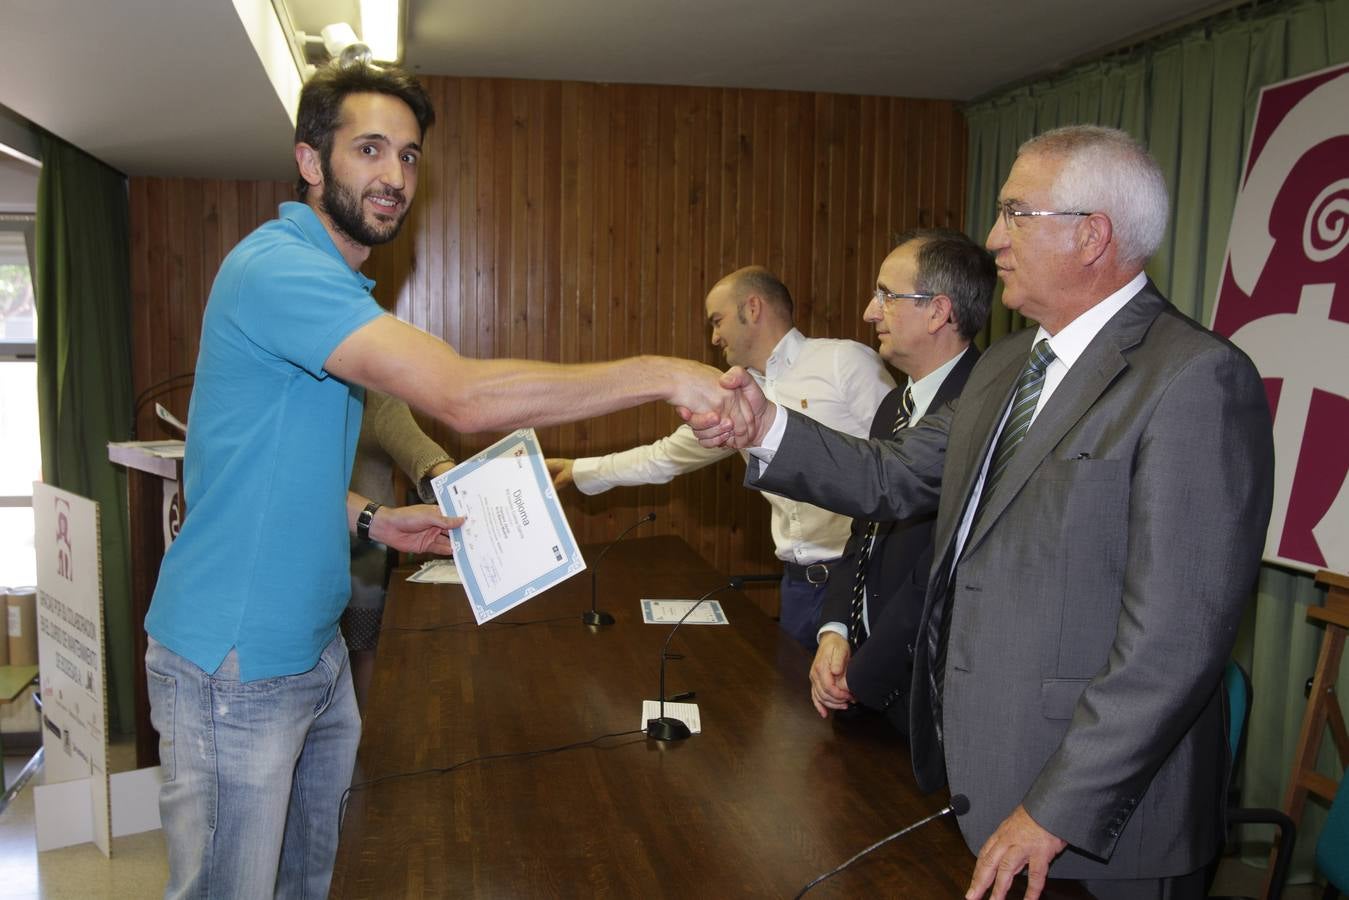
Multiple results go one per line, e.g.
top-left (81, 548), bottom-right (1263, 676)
top-left (672, 364), bottom-right (778, 451)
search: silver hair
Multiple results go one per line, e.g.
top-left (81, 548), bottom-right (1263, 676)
top-left (1019, 125), bottom-right (1169, 267)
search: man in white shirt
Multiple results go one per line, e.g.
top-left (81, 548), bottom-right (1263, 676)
top-left (691, 127), bottom-right (1273, 900)
top-left (549, 265), bottom-right (893, 648)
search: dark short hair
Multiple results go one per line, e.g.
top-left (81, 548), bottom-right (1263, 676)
top-left (727, 266), bottom-right (794, 321)
top-left (894, 228), bottom-right (996, 340)
top-left (294, 62), bottom-right (436, 197)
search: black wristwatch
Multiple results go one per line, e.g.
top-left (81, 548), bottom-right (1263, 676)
top-left (356, 501), bottom-right (382, 541)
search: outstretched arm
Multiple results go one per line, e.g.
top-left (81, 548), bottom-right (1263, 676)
top-left (326, 314), bottom-right (748, 438)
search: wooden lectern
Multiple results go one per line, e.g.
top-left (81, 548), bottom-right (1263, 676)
top-left (107, 441), bottom-right (185, 768)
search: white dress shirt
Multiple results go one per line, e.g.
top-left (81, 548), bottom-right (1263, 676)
top-left (572, 328), bottom-right (895, 564)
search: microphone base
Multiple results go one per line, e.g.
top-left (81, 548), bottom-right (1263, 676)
top-left (581, 609), bottom-right (616, 626)
top-left (645, 717), bottom-right (692, 741)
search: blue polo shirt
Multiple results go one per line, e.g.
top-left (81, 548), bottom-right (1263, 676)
top-left (146, 202), bottom-right (384, 681)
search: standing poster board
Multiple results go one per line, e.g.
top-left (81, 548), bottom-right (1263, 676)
top-left (32, 483), bottom-right (112, 856)
top-left (1210, 61), bottom-right (1349, 574)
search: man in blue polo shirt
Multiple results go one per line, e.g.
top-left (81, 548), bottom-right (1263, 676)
top-left (144, 62), bottom-right (745, 900)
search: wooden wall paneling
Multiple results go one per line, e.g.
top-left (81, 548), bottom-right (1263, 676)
top-left (808, 93), bottom-right (830, 342)
top-left (733, 91), bottom-right (754, 278)
top-left (573, 80), bottom-right (603, 540)
top-left (437, 78), bottom-right (460, 376)
top-left (666, 85), bottom-right (691, 558)
top-left (556, 81), bottom-right (582, 500)
top-left (841, 94), bottom-right (864, 340)
top-left (144, 178), bottom-right (170, 439)
top-left (539, 80), bottom-right (563, 459)
top-left (194, 180), bottom-right (218, 383)
top-left (790, 92), bottom-right (816, 347)
top-left (765, 91), bottom-right (787, 281)
top-left (627, 84), bottom-right (657, 525)
top-left (164, 178), bottom-right (186, 426)
top-left (878, 99), bottom-right (898, 278)
top-left (747, 91), bottom-right (769, 270)
top-left (128, 178), bottom-right (150, 437)
top-left (854, 95), bottom-right (878, 344)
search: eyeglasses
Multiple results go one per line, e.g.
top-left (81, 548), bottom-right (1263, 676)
top-left (995, 200), bottom-right (1091, 230)
top-left (872, 287), bottom-right (936, 308)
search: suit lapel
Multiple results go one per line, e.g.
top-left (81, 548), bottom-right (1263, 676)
top-left (928, 337), bottom-right (1029, 562)
top-left (961, 285), bottom-right (1170, 555)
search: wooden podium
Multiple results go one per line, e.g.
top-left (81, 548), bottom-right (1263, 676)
top-left (1266, 569), bottom-right (1349, 897)
top-left (107, 441), bottom-right (185, 768)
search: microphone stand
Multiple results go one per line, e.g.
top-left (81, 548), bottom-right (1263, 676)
top-left (583, 512), bottom-right (656, 626)
top-left (646, 582), bottom-right (736, 741)
top-left (793, 794), bottom-right (970, 898)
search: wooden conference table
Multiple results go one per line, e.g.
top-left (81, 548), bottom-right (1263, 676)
top-left (331, 535), bottom-right (975, 897)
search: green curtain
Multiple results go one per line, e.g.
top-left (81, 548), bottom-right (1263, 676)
top-left (962, 0), bottom-right (1349, 880)
top-left (34, 134), bottom-right (135, 737)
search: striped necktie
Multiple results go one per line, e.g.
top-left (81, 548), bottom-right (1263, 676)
top-left (980, 339), bottom-right (1056, 506)
top-left (847, 386), bottom-right (914, 648)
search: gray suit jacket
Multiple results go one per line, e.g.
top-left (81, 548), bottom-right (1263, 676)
top-left (750, 284), bottom-right (1274, 879)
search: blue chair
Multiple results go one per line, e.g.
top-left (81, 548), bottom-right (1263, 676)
top-left (1317, 765), bottom-right (1349, 899)
top-left (1219, 661), bottom-right (1296, 900)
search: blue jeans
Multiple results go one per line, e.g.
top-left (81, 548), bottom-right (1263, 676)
top-left (146, 633), bottom-right (361, 899)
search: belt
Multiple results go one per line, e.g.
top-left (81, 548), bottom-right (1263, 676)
top-left (782, 558), bottom-right (840, 585)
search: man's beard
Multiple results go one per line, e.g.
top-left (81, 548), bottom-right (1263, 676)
top-left (319, 155), bottom-right (408, 247)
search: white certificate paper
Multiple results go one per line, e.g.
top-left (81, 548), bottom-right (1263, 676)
top-left (640, 599), bottom-right (729, 625)
top-left (429, 429), bottom-right (585, 623)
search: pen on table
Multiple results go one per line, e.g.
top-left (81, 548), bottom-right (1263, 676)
top-left (667, 691), bottom-right (696, 702)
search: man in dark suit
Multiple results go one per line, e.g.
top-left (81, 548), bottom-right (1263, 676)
top-left (810, 229), bottom-right (993, 734)
top-left (693, 126), bottom-right (1274, 900)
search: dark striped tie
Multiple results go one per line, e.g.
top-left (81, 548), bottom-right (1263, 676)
top-left (847, 386), bottom-right (914, 649)
top-left (980, 339), bottom-right (1056, 506)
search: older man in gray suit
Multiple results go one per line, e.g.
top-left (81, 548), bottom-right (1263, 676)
top-left (693, 126), bottom-right (1274, 899)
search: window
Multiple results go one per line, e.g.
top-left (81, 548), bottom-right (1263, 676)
top-left (0, 216), bottom-right (38, 587)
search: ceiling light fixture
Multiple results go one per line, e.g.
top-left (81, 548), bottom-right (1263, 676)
top-left (321, 22), bottom-right (371, 67)
top-left (358, 0), bottom-right (401, 63)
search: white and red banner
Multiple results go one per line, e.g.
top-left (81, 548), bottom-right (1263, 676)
top-left (1212, 61), bottom-right (1349, 575)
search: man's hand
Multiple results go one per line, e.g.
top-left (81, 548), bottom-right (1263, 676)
top-left (683, 366), bottom-right (776, 449)
top-left (809, 632), bottom-right (856, 717)
top-left (546, 458), bottom-right (575, 489)
top-left (665, 358), bottom-right (751, 443)
top-left (965, 805), bottom-right (1067, 900)
top-left (370, 504), bottom-right (463, 556)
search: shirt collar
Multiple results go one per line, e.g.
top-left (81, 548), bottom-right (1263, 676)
top-left (762, 328), bottom-right (805, 379)
top-left (279, 201), bottom-right (376, 292)
top-left (906, 347), bottom-right (967, 422)
top-left (1037, 270), bottom-right (1147, 372)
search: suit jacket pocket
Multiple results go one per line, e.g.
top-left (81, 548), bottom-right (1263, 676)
top-left (1040, 457), bottom-right (1126, 482)
top-left (1041, 677), bottom-right (1092, 720)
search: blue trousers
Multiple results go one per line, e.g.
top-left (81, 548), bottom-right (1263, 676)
top-left (779, 569), bottom-right (829, 651)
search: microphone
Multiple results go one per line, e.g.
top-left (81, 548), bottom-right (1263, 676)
top-left (728, 573), bottom-right (779, 590)
top-left (793, 794), bottom-right (970, 898)
top-left (582, 512), bottom-right (656, 626)
top-left (645, 582), bottom-right (736, 741)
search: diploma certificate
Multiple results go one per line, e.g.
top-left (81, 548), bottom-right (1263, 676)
top-left (429, 429), bottom-right (585, 623)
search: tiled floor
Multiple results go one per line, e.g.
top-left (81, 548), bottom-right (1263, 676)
top-left (0, 745), bottom-right (167, 900)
